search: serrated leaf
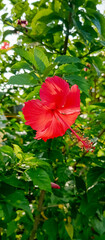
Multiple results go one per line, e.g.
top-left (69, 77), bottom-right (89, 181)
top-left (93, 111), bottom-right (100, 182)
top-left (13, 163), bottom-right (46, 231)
top-left (11, 61), bottom-right (32, 71)
top-left (55, 63), bottom-right (79, 75)
top-left (55, 55), bottom-right (80, 64)
top-left (8, 73), bottom-right (38, 85)
top-left (12, 1), bottom-right (29, 18)
top-left (26, 168), bottom-right (51, 192)
top-left (43, 63), bottom-right (57, 78)
top-left (34, 47), bottom-right (49, 73)
top-left (14, 47), bottom-right (36, 67)
top-left (65, 75), bottom-right (89, 95)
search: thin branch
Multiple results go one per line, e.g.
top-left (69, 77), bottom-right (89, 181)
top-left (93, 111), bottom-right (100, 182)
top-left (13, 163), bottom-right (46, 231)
top-left (63, 11), bottom-right (72, 55)
top-left (29, 190), bottom-right (45, 240)
top-left (79, 46), bottom-right (105, 59)
top-left (4, 21), bottom-right (63, 54)
top-left (43, 204), bottom-right (60, 210)
top-left (98, 128), bottom-right (105, 138)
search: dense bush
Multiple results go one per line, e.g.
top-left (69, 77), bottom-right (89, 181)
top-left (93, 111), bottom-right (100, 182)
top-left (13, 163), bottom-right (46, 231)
top-left (0, 0), bottom-right (105, 239)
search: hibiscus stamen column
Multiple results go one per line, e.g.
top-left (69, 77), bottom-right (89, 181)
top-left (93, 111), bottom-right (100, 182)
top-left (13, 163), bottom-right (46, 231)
top-left (55, 111), bottom-right (93, 152)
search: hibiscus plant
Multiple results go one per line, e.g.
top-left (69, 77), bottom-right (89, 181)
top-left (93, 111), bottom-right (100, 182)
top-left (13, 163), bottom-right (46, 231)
top-left (0, 0), bottom-right (105, 240)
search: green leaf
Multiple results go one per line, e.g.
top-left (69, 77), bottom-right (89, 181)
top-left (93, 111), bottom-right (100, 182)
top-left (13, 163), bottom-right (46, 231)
top-left (95, 11), bottom-right (105, 38)
top-left (43, 219), bottom-right (57, 240)
top-left (13, 144), bottom-right (23, 160)
top-left (92, 103), bottom-right (105, 108)
top-left (3, 30), bottom-right (16, 39)
top-left (12, 1), bottom-right (29, 18)
top-left (26, 86), bottom-right (41, 100)
top-left (93, 63), bottom-right (101, 76)
top-left (55, 63), bottom-right (79, 75)
top-left (34, 47), bottom-right (49, 73)
top-left (91, 217), bottom-right (105, 235)
top-left (2, 174), bottom-right (26, 189)
top-left (0, 2), bottom-right (5, 10)
top-left (43, 63), bottom-right (57, 78)
top-left (65, 223), bottom-right (74, 239)
top-left (14, 47), bottom-right (36, 67)
top-left (11, 61), bottom-right (32, 71)
top-left (26, 168), bottom-right (51, 192)
top-left (75, 176), bottom-right (86, 193)
top-left (7, 190), bottom-right (33, 220)
top-left (95, 235), bottom-right (105, 240)
top-left (55, 56), bottom-right (80, 64)
top-left (0, 204), bottom-right (4, 218)
top-left (24, 156), bottom-right (51, 169)
top-left (7, 221), bottom-right (17, 237)
top-left (65, 75), bottom-right (89, 95)
top-left (0, 145), bottom-right (14, 158)
top-left (0, 92), bottom-right (5, 100)
top-left (32, 8), bottom-right (53, 24)
top-left (47, 25), bottom-right (63, 34)
top-left (8, 73), bottom-right (38, 85)
top-left (87, 167), bottom-right (105, 187)
top-left (90, 17), bottom-right (101, 35)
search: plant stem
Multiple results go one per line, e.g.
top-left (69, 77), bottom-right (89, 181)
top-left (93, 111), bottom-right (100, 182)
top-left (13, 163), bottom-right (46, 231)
top-left (29, 190), bottom-right (45, 240)
top-left (63, 11), bottom-right (72, 54)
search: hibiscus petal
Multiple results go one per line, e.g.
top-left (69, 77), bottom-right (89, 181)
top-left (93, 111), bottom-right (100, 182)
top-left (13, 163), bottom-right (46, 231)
top-left (34, 113), bottom-right (68, 141)
top-left (22, 100), bottom-right (53, 131)
top-left (59, 111), bottom-right (80, 127)
top-left (40, 76), bottom-right (70, 109)
top-left (58, 84), bottom-right (80, 114)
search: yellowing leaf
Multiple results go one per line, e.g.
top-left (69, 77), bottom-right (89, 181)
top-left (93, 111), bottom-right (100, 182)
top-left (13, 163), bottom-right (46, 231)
top-left (65, 223), bottom-right (74, 239)
top-left (13, 144), bottom-right (23, 160)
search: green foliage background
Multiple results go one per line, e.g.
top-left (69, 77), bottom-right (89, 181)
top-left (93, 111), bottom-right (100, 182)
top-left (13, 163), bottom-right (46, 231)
top-left (0, 0), bottom-right (105, 239)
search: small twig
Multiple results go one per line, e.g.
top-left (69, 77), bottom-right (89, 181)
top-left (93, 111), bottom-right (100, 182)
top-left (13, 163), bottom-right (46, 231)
top-left (63, 11), bottom-right (72, 55)
top-left (42, 204), bottom-right (60, 210)
top-left (98, 128), bottom-right (105, 138)
top-left (79, 46), bottom-right (105, 59)
top-left (29, 190), bottom-right (45, 240)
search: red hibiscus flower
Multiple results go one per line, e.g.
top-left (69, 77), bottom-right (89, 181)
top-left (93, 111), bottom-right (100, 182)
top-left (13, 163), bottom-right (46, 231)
top-left (22, 76), bottom-right (93, 151)
top-left (1, 42), bottom-right (9, 50)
